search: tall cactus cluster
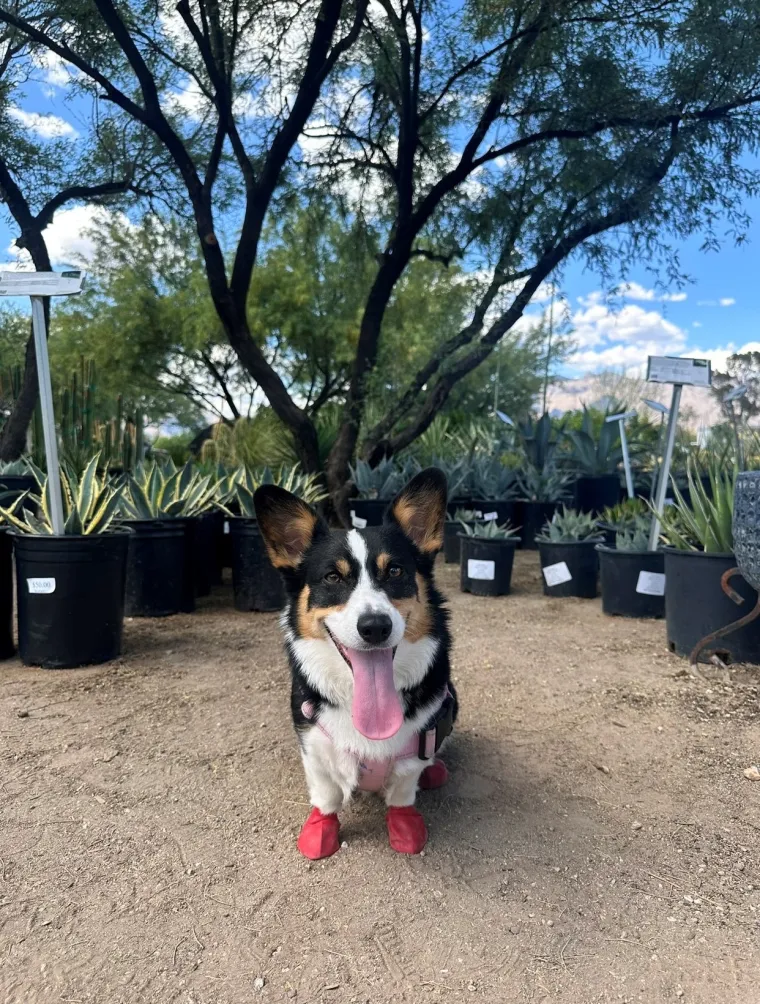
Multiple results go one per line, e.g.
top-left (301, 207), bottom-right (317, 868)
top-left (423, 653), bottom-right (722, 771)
top-left (0, 359), bottom-right (142, 472)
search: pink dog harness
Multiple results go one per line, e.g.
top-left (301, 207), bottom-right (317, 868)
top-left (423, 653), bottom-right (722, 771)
top-left (301, 689), bottom-right (453, 792)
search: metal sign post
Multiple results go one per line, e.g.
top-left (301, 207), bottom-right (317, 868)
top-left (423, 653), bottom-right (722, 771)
top-left (645, 356), bottom-right (712, 551)
top-left (0, 269), bottom-right (86, 535)
top-left (723, 384), bottom-right (748, 471)
top-left (606, 410), bottom-right (636, 499)
top-left (641, 398), bottom-right (669, 503)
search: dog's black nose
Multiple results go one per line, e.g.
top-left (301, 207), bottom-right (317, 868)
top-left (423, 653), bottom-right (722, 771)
top-left (357, 612), bottom-right (393, 645)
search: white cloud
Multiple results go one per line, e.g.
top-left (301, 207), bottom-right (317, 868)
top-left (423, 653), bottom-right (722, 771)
top-left (8, 107), bottom-right (77, 139)
top-left (32, 50), bottom-right (75, 89)
top-left (615, 281), bottom-right (687, 303)
top-left (5, 205), bottom-right (134, 267)
top-left (697, 297), bottom-right (736, 307)
top-left (692, 321), bottom-right (702, 327)
top-left (720, 297), bottom-right (736, 307)
top-left (570, 299), bottom-right (686, 357)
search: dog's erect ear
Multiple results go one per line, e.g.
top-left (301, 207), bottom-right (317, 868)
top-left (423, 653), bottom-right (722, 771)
top-left (254, 485), bottom-right (321, 569)
top-left (385, 467), bottom-right (448, 553)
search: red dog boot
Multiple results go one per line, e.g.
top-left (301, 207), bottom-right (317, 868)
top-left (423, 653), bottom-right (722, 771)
top-left (386, 805), bottom-right (428, 854)
top-left (419, 759), bottom-right (449, 790)
top-left (297, 807), bottom-right (340, 860)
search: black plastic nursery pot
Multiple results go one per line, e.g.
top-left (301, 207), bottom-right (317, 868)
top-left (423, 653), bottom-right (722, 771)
top-left (229, 518), bottom-right (285, 612)
top-left (350, 498), bottom-right (388, 527)
top-left (13, 530), bottom-right (128, 669)
top-left (597, 545), bottom-right (665, 619)
top-left (191, 512), bottom-right (223, 596)
top-left (574, 475), bottom-right (621, 515)
top-left (664, 549), bottom-right (760, 664)
top-left (519, 501), bottom-right (559, 551)
top-left (537, 539), bottom-right (599, 598)
top-left (446, 497), bottom-right (472, 519)
top-left (443, 520), bottom-right (462, 563)
top-left (459, 534), bottom-right (518, 597)
top-left (124, 519), bottom-right (192, 617)
top-left (0, 528), bottom-right (14, 660)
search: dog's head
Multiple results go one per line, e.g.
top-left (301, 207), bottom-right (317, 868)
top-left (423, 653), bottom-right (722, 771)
top-left (254, 468), bottom-right (447, 739)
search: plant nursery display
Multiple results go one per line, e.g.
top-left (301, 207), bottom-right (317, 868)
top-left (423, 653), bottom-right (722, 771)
top-left (566, 407), bottom-right (624, 514)
top-left (536, 506), bottom-right (604, 599)
top-left (596, 515), bottom-right (666, 619)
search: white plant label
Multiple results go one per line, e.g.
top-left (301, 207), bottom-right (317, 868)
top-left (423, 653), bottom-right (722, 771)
top-left (473, 510), bottom-right (484, 519)
top-left (636, 570), bottom-right (666, 596)
top-left (542, 561), bottom-right (572, 587)
top-left (467, 559), bottom-right (495, 580)
top-left (223, 520), bottom-right (230, 534)
top-left (350, 511), bottom-right (368, 529)
top-left (483, 511), bottom-right (499, 521)
top-left (27, 577), bottom-right (55, 594)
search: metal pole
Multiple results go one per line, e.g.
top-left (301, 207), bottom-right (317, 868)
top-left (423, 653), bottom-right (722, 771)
top-left (31, 296), bottom-right (65, 535)
top-left (650, 414), bottom-right (666, 503)
top-left (619, 419), bottom-right (634, 499)
top-left (648, 383), bottom-right (682, 551)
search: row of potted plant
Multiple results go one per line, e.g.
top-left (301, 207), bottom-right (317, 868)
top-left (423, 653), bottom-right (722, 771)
top-left (0, 457), bottom-right (327, 668)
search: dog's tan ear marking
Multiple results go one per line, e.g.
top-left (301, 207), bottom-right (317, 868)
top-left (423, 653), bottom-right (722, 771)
top-left (386, 467), bottom-right (448, 554)
top-left (254, 485), bottom-right (319, 569)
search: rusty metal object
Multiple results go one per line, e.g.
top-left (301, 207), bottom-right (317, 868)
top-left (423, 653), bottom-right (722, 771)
top-left (689, 566), bottom-right (760, 666)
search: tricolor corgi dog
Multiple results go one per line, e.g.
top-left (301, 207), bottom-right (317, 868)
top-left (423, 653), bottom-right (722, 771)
top-left (254, 468), bottom-right (457, 859)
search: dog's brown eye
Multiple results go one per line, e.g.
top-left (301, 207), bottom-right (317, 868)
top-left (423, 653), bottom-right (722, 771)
top-left (324, 571), bottom-right (341, 584)
top-left (388, 564), bottom-right (404, 578)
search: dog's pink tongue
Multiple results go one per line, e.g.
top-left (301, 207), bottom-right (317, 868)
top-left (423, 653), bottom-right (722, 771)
top-left (345, 646), bottom-right (404, 740)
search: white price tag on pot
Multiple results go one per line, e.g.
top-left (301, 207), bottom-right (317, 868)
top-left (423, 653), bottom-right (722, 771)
top-left (483, 511), bottom-right (498, 521)
top-left (542, 561), bottom-right (572, 587)
top-left (467, 559), bottom-right (495, 580)
top-left (223, 520), bottom-right (230, 534)
top-left (350, 510), bottom-right (368, 529)
top-left (636, 570), bottom-right (665, 596)
top-left (27, 577), bottom-right (55, 594)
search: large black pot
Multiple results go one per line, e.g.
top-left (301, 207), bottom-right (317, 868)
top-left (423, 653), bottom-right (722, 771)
top-left (537, 539), bottom-right (600, 598)
top-left (13, 530), bottom-right (128, 668)
top-left (350, 499), bottom-right (388, 527)
top-left (191, 512), bottom-right (223, 596)
top-left (597, 545), bottom-right (665, 619)
top-left (575, 475), bottom-right (621, 515)
top-left (229, 518), bottom-right (285, 612)
top-left (459, 534), bottom-right (518, 596)
top-left (124, 519), bottom-right (191, 617)
top-left (0, 527), bottom-right (14, 659)
top-left (443, 520), bottom-right (462, 563)
top-left (664, 549), bottom-right (760, 663)
top-left (519, 501), bottom-right (560, 551)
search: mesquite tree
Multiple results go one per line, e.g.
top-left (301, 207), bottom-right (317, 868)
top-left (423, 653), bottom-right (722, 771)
top-left (3, 0), bottom-right (760, 512)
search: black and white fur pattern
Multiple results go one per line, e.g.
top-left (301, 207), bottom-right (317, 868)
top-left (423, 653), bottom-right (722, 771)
top-left (254, 468), bottom-right (457, 816)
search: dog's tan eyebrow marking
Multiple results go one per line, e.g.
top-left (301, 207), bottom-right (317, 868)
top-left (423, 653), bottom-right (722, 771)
top-left (376, 552), bottom-right (391, 573)
top-left (392, 573), bottom-right (432, 642)
top-left (336, 558), bottom-right (350, 577)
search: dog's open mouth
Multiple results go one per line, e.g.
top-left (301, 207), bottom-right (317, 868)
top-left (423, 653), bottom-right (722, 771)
top-left (325, 627), bottom-right (404, 741)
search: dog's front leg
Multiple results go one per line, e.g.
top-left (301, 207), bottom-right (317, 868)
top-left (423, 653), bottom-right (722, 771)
top-left (384, 760), bottom-right (428, 854)
top-left (296, 728), bottom-right (355, 860)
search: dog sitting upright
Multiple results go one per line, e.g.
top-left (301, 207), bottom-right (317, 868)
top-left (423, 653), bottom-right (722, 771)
top-left (254, 468), bottom-right (457, 859)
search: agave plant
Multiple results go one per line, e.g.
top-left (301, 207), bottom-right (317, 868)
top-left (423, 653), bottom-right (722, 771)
top-left (655, 461), bottom-right (735, 553)
top-left (599, 497), bottom-right (649, 531)
top-left (460, 519), bottom-right (520, 539)
top-left (0, 458), bottom-right (34, 476)
top-left (0, 454), bottom-right (123, 534)
top-left (228, 464), bottom-right (328, 517)
top-left (469, 456), bottom-right (518, 500)
top-left (516, 463), bottom-right (572, 502)
top-left (615, 515), bottom-right (652, 551)
top-left (565, 406), bottom-right (625, 476)
top-left (121, 460), bottom-right (222, 519)
top-left (517, 412), bottom-right (562, 471)
top-left (349, 458), bottom-right (408, 500)
top-left (453, 507), bottom-right (481, 524)
top-left (536, 505), bottom-right (604, 543)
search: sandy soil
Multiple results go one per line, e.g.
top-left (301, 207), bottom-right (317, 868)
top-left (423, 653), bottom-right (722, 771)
top-left (1, 552), bottom-right (759, 1004)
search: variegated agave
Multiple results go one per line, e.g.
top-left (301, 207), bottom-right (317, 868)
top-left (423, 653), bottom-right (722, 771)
top-left (0, 454), bottom-right (123, 534)
top-left (219, 465), bottom-right (328, 518)
top-left (121, 460), bottom-right (223, 519)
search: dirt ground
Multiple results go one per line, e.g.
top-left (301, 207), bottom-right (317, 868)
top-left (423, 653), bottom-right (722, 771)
top-left (2, 552), bottom-right (759, 1004)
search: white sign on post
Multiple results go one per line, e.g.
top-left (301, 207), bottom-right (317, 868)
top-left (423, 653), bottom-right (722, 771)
top-left (0, 270), bottom-right (86, 535)
top-left (646, 356), bottom-right (711, 387)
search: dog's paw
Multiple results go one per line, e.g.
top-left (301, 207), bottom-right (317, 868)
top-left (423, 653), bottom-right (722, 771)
top-left (297, 808), bottom-right (341, 860)
top-left (386, 805), bottom-right (428, 854)
top-left (418, 759), bottom-right (449, 790)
